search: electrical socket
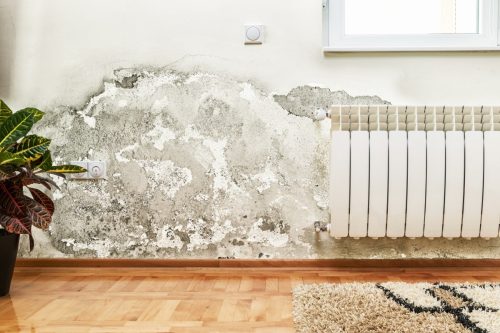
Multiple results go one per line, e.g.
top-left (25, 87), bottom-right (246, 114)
top-left (68, 161), bottom-right (106, 180)
top-left (88, 161), bottom-right (106, 179)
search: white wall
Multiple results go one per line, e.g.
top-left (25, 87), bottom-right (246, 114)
top-left (2, 0), bottom-right (500, 109)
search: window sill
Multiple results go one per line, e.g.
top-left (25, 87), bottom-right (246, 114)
top-left (323, 46), bottom-right (500, 53)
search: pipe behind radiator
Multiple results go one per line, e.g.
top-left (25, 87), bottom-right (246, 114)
top-left (328, 106), bottom-right (500, 239)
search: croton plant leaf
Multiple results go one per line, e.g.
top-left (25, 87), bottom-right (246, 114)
top-left (0, 151), bottom-right (25, 166)
top-left (0, 100), bottom-right (12, 126)
top-left (23, 197), bottom-right (52, 230)
top-left (0, 181), bottom-right (25, 216)
top-left (29, 188), bottom-right (55, 216)
top-left (0, 108), bottom-right (42, 149)
top-left (17, 108), bottom-right (44, 122)
top-left (11, 135), bottom-right (51, 161)
top-left (22, 174), bottom-right (59, 191)
top-left (45, 164), bottom-right (87, 174)
top-left (0, 214), bottom-right (31, 234)
top-left (33, 150), bottom-right (53, 171)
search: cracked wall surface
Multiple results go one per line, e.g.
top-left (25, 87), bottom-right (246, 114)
top-left (18, 68), bottom-right (500, 259)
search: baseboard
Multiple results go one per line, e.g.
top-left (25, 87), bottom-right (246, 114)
top-left (15, 258), bottom-right (500, 268)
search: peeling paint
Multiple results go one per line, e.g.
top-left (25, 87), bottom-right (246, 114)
top-left (136, 160), bottom-right (192, 199)
top-left (142, 116), bottom-right (176, 150)
top-left (239, 82), bottom-right (256, 101)
top-left (251, 164), bottom-right (277, 194)
top-left (247, 218), bottom-right (289, 248)
top-left (115, 144), bottom-right (140, 163)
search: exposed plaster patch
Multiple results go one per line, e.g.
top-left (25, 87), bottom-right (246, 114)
top-left (115, 143), bottom-right (139, 163)
top-left (185, 219), bottom-right (235, 251)
top-left (203, 138), bottom-right (231, 196)
top-left (135, 70), bottom-right (178, 96)
top-left (181, 124), bottom-right (205, 142)
top-left (152, 96), bottom-right (169, 114)
top-left (247, 218), bottom-right (289, 248)
top-left (156, 226), bottom-right (184, 251)
top-left (84, 83), bottom-right (118, 114)
top-left (273, 86), bottom-right (390, 119)
top-left (313, 194), bottom-right (328, 210)
top-left (239, 82), bottom-right (256, 101)
top-left (61, 238), bottom-right (115, 258)
top-left (82, 115), bottom-right (96, 128)
top-left (184, 72), bottom-right (217, 85)
top-left (51, 175), bottom-right (66, 200)
top-left (142, 116), bottom-right (176, 150)
top-left (195, 193), bottom-right (209, 201)
top-left (251, 165), bottom-right (277, 194)
top-left (136, 160), bottom-right (192, 199)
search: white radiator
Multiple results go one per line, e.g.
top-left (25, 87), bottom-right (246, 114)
top-left (329, 105), bottom-right (500, 239)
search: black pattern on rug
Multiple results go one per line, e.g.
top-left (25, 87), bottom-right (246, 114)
top-left (293, 282), bottom-right (500, 333)
top-left (376, 283), bottom-right (499, 333)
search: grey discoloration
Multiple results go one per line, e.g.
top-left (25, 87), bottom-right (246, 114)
top-left (16, 68), bottom-right (500, 259)
top-left (302, 231), bottom-right (500, 259)
top-left (274, 86), bottom-right (390, 119)
top-left (115, 74), bottom-right (139, 89)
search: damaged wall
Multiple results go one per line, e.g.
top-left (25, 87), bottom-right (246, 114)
top-left (22, 68), bottom-right (361, 258)
top-left (15, 69), bottom-right (500, 259)
top-left (1, 0), bottom-right (500, 259)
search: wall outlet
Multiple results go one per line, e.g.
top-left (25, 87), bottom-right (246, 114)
top-left (68, 161), bottom-right (106, 180)
top-left (88, 161), bottom-right (106, 179)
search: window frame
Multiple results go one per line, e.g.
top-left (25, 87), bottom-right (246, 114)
top-left (323, 0), bottom-right (500, 52)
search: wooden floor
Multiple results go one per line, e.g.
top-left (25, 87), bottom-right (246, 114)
top-left (0, 267), bottom-right (499, 333)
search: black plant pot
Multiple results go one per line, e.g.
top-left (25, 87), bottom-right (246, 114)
top-left (0, 230), bottom-right (20, 297)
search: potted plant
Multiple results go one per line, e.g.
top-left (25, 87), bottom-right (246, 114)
top-left (0, 99), bottom-right (86, 296)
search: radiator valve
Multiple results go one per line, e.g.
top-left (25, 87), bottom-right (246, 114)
top-left (314, 221), bottom-right (330, 232)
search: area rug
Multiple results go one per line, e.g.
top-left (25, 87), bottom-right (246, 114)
top-left (293, 282), bottom-right (500, 333)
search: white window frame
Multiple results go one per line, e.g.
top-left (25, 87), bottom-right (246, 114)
top-left (323, 0), bottom-right (500, 52)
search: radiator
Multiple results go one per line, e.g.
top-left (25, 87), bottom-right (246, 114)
top-left (328, 106), bottom-right (500, 239)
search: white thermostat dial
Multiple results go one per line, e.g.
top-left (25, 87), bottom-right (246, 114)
top-left (244, 24), bottom-right (264, 44)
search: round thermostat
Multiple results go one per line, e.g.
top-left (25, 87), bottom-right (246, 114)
top-left (246, 26), bottom-right (260, 41)
top-left (244, 24), bottom-right (264, 44)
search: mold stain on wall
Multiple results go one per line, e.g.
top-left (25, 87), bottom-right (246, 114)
top-left (19, 68), bottom-right (500, 259)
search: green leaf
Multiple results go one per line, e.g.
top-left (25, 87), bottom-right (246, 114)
top-left (0, 100), bottom-right (13, 126)
top-left (44, 164), bottom-right (87, 174)
top-left (17, 107), bottom-right (44, 122)
top-left (12, 135), bottom-right (51, 161)
top-left (33, 150), bottom-right (53, 171)
top-left (0, 109), bottom-right (36, 150)
top-left (0, 151), bottom-right (25, 166)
